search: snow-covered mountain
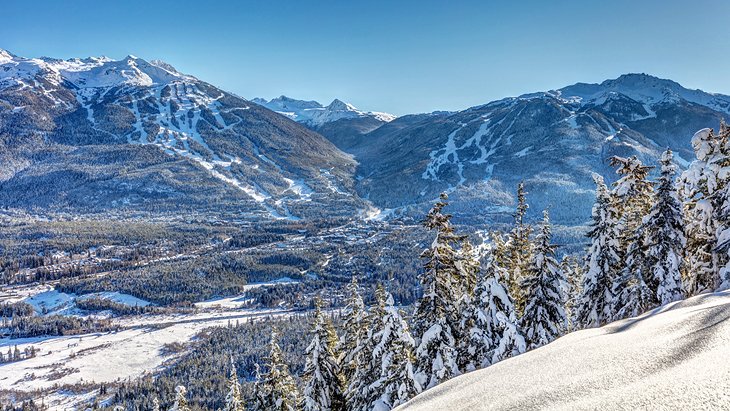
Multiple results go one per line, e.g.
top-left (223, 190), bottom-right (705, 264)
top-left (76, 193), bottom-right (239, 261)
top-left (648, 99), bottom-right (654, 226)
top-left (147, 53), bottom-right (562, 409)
top-left (352, 74), bottom-right (730, 226)
top-left (253, 95), bottom-right (395, 126)
top-left (0, 49), bottom-right (363, 220)
top-left (253, 96), bottom-right (396, 151)
top-left (399, 290), bottom-right (730, 410)
top-left (2, 52), bottom-right (728, 229)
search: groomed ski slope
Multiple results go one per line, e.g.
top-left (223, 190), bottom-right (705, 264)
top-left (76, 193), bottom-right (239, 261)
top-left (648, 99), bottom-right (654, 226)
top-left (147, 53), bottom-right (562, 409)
top-left (399, 291), bottom-right (730, 410)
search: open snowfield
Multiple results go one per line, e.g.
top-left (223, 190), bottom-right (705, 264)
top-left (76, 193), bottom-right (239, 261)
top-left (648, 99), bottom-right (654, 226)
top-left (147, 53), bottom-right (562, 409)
top-left (399, 291), bottom-right (730, 411)
top-left (0, 284), bottom-right (152, 316)
top-left (0, 308), bottom-right (291, 393)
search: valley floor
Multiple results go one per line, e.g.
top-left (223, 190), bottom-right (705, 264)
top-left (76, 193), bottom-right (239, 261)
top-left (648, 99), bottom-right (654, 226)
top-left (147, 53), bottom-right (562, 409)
top-left (399, 291), bottom-right (730, 411)
top-left (0, 285), bottom-right (296, 409)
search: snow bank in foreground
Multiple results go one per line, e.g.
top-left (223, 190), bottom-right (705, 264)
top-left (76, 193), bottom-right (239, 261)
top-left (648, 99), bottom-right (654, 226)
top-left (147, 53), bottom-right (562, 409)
top-left (399, 291), bottom-right (730, 410)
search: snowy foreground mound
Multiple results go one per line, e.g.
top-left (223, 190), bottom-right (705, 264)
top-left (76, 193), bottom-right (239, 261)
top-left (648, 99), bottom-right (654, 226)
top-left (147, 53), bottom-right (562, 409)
top-left (399, 291), bottom-right (730, 410)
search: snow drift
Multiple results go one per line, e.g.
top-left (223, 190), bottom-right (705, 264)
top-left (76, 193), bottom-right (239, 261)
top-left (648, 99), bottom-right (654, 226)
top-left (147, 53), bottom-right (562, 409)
top-left (398, 291), bottom-right (730, 410)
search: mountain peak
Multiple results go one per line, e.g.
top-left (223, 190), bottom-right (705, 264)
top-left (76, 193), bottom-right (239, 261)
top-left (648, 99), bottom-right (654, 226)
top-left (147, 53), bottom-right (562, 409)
top-left (0, 49), bottom-right (193, 89)
top-left (556, 73), bottom-right (730, 115)
top-left (326, 98), bottom-right (357, 111)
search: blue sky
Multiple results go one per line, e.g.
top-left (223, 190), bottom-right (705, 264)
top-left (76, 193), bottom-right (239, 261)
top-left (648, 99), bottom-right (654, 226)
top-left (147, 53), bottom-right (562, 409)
top-left (2, 0), bottom-right (729, 115)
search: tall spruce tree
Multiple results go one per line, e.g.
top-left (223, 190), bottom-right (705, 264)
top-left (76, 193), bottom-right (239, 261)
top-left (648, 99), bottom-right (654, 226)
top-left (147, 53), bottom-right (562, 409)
top-left (609, 156), bottom-right (656, 320)
top-left (261, 329), bottom-right (301, 411)
top-left (250, 364), bottom-right (268, 411)
top-left (303, 298), bottom-right (345, 411)
top-left (454, 237), bottom-right (481, 372)
top-left (370, 286), bottom-right (421, 410)
top-left (413, 193), bottom-right (462, 389)
top-left (612, 225), bottom-right (655, 320)
top-left (506, 182), bottom-right (533, 315)
top-left (339, 277), bottom-right (368, 384)
top-left (709, 122), bottom-right (730, 291)
top-left (560, 255), bottom-right (584, 332)
top-left (577, 175), bottom-right (621, 328)
top-left (461, 232), bottom-right (525, 370)
top-left (520, 211), bottom-right (567, 349)
top-left (680, 125), bottom-right (730, 294)
top-left (644, 149), bottom-right (686, 305)
top-left (223, 356), bottom-right (245, 411)
top-left (347, 286), bottom-right (385, 411)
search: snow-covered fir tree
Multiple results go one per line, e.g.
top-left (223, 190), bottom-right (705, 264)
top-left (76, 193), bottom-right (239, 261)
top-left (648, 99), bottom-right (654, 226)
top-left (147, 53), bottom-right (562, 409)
top-left (577, 175), bottom-right (621, 328)
top-left (644, 149), bottom-right (686, 305)
top-left (339, 277), bottom-right (368, 385)
top-left (454, 237), bottom-right (481, 372)
top-left (520, 211), bottom-right (567, 349)
top-left (169, 386), bottom-right (190, 411)
top-left (460, 232), bottom-right (525, 370)
top-left (707, 122), bottom-right (730, 291)
top-left (303, 298), bottom-right (345, 411)
top-left (223, 356), bottom-right (245, 411)
top-left (152, 398), bottom-right (160, 411)
top-left (413, 193), bottom-right (462, 389)
top-left (680, 125), bottom-right (730, 294)
top-left (346, 286), bottom-right (385, 411)
top-left (260, 329), bottom-right (301, 411)
top-left (609, 155), bottom-right (656, 320)
top-left (370, 285), bottom-right (421, 410)
top-left (506, 182), bottom-right (533, 315)
top-left (611, 224), bottom-right (655, 320)
top-left (250, 364), bottom-right (268, 411)
top-left (560, 255), bottom-right (583, 332)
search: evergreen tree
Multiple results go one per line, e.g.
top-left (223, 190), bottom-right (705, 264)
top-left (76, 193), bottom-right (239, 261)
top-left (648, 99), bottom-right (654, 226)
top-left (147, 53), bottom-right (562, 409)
top-left (560, 255), bottom-right (583, 332)
top-left (461, 233), bottom-right (525, 369)
top-left (609, 156), bottom-right (656, 320)
top-left (709, 122), bottom-right (730, 290)
top-left (169, 386), bottom-right (190, 411)
top-left (611, 225), bottom-right (655, 320)
top-left (346, 287), bottom-right (385, 411)
top-left (339, 277), bottom-right (368, 386)
top-left (454, 238), bottom-right (481, 372)
top-left (303, 298), bottom-right (345, 411)
top-left (413, 193), bottom-right (462, 389)
top-left (644, 149), bottom-right (686, 304)
top-left (506, 182), bottom-right (533, 314)
top-left (520, 211), bottom-right (567, 349)
top-left (261, 329), bottom-right (301, 411)
top-left (250, 364), bottom-right (268, 411)
top-left (370, 286), bottom-right (421, 410)
top-left (223, 356), bottom-right (245, 411)
top-left (680, 125), bottom-right (730, 294)
top-left (152, 398), bottom-right (160, 411)
top-left (577, 176), bottom-right (621, 328)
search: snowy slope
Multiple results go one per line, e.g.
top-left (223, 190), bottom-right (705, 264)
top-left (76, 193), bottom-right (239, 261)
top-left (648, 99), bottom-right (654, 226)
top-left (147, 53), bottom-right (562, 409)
top-left (399, 291), bottom-right (730, 410)
top-left (0, 50), bottom-right (364, 219)
top-left (254, 95), bottom-right (396, 126)
top-left (353, 74), bottom-right (730, 227)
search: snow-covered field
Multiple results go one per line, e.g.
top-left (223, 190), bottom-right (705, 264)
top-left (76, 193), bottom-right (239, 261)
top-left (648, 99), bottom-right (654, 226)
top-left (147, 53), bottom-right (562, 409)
top-left (0, 308), bottom-right (289, 394)
top-left (399, 291), bottom-right (730, 410)
top-left (0, 285), bottom-right (152, 317)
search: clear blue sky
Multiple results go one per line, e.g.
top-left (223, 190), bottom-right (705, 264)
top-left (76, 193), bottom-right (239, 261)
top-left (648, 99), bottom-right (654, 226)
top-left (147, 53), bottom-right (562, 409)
top-left (2, 0), bottom-right (729, 115)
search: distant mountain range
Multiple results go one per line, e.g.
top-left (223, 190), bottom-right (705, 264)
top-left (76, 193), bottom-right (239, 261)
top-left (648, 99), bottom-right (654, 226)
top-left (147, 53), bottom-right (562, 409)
top-left (2, 48), bottom-right (729, 227)
top-left (252, 96), bottom-right (395, 151)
